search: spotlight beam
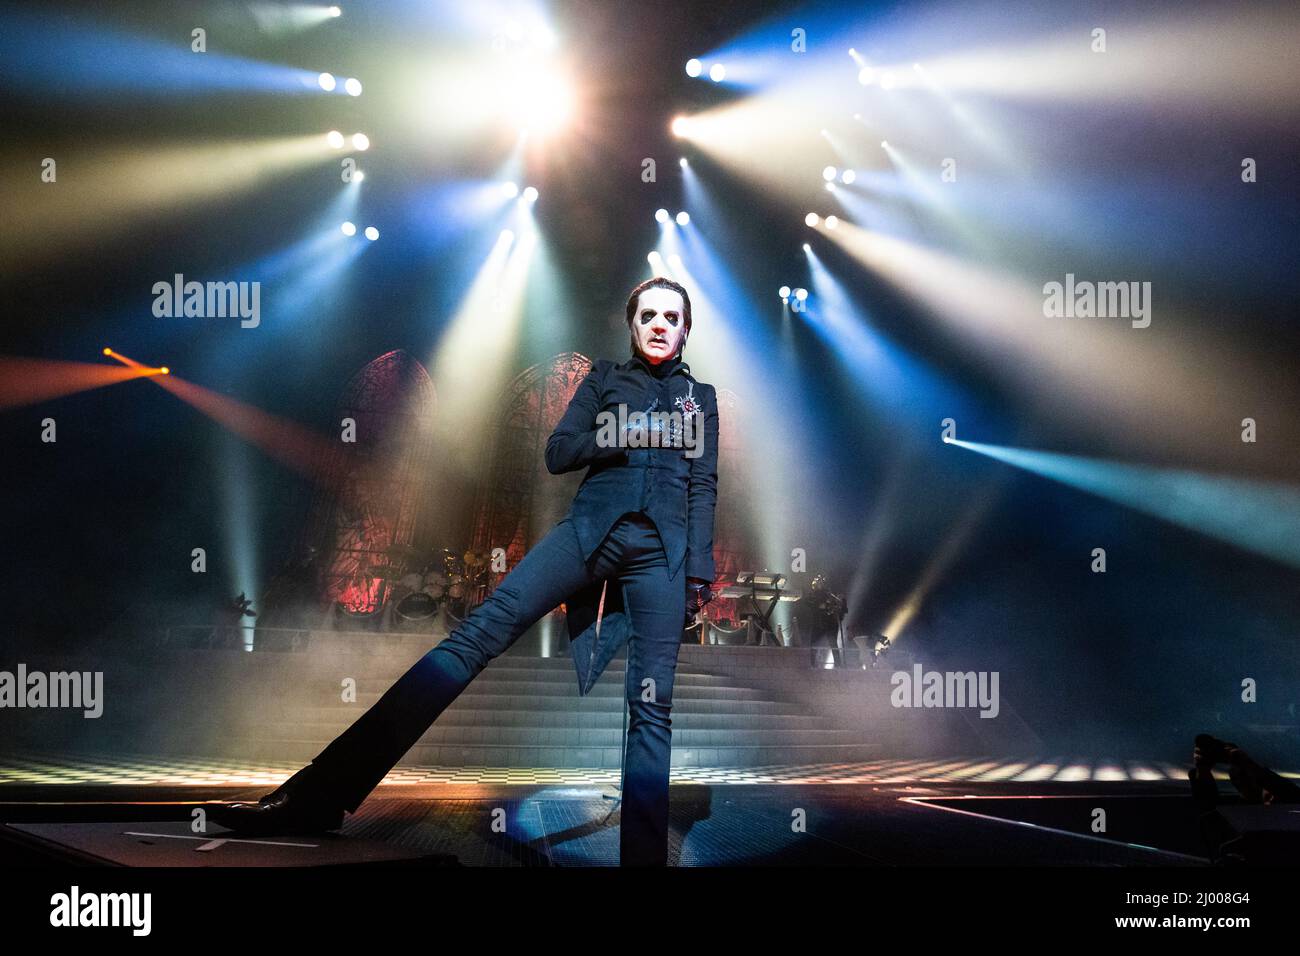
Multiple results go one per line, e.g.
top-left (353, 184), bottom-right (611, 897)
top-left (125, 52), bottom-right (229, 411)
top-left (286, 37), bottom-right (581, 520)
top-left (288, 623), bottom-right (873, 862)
top-left (817, 221), bottom-right (1292, 465)
top-left (880, 478), bottom-right (1001, 643)
top-left (0, 356), bottom-right (151, 410)
top-left (954, 440), bottom-right (1300, 570)
top-left (0, 135), bottom-right (343, 270)
top-left (104, 349), bottom-right (342, 484)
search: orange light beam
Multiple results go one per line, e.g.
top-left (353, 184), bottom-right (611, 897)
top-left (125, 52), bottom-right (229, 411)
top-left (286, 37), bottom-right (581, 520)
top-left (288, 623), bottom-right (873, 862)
top-left (105, 350), bottom-right (343, 483)
top-left (0, 356), bottom-right (151, 410)
top-left (161, 376), bottom-right (349, 483)
top-left (103, 348), bottom-right (165, 373)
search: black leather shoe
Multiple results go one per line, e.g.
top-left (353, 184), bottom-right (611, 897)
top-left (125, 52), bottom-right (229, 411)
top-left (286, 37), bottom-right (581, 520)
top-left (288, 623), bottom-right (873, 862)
top-left (208, 768), bottom-right (345, 836)
top-left (1194, 734), bottom-right (1238, 767)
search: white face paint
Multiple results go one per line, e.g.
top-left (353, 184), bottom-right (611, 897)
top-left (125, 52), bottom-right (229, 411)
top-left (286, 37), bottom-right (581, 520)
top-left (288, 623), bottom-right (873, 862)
top-left (630, 286), bottom-right (688, 364)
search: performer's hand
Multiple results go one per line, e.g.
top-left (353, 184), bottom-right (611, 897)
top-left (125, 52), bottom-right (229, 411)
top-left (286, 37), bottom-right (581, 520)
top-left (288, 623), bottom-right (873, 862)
top-left (624, 416), bottom-right (667, 448)
top-left (685, 577), bottom-right (713, 625)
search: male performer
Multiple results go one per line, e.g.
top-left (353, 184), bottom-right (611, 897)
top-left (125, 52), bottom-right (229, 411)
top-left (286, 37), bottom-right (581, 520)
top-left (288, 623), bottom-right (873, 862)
top-left (210, 276), bottom-right (719, 866)
top-left (798, 574), bottom-right (847, 667)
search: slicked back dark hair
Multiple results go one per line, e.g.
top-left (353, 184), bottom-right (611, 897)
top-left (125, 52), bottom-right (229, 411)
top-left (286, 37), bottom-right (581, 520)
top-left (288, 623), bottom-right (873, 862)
top-left (625, 276), bottom-right (692, 332)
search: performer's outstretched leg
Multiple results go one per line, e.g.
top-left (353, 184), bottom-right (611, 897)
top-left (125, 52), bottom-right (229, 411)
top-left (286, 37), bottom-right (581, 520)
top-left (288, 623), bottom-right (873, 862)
top-left (220, 517), bottom-right (602, 825)
top-left (615, 518), bottom-right (687, 866)
top-left (308, 517), bottom-right (606, 810)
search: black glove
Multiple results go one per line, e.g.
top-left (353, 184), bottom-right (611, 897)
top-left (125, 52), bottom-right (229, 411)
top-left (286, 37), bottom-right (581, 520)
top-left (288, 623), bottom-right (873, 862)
top-left (623, 413), bottom-right (668, 448)
top-left (685, 577), bottom-right (714, 626)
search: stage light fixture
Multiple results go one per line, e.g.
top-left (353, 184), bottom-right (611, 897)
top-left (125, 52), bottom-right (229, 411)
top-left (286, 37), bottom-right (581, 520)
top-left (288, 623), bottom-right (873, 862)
top-left (328, 5), bottom-right (341, 16)
top-left (318, 72), bottom-right (336, 92)
top-left (364, 226), bottom-right (379, 240)
top-left (778, 285), bottom-right (791, 298)
top-left (160, 367), bottom-right (170, 375)
top-left (511, 66), bottom-right (575, 135)
top-left (522, 186), bottom-right (538, 202)
top-left (341, 221), bottom-right (356, 236)
top-left (679, 157), bottom-right (688, 168)
top-left (102, 347), bottom-right (112, 355)
top-left (794, 288), bottom-right (808, 301)
top-left (880, 140), bottom-right (889, 148)
top-left (858, 66), bottom-right (875, 85)
top-left (444, 42), bottom-right (575, 137)
top-left (344, 77), bottom-right (363, 96)
top-left (353, 170), bottom-right (365, 183)
top-left (822, 166), bottom-right (837, 181)
top-left (801, 243), bottom-right (811, 252)
top-left (826, 215), bottom-right (840, 229)
top-left (709, 63), bottom-right (726, 82)
top-left (685, 58), bottom-right (702, 77)
top-left (502, 181), bottom-right (520, 198)
top-left (675, 211), bottom-right (690, 226)
top-left (655, 208), bottom-right (669, 223)
top-left (352, 132), bottom-right (370, 150)
top-left (670, 116), bottom-right (692, 138)
top-left (841, 169), bottom-right (856, 184)
top-left (805, 213), bottom-right (820, 227)
top-left (326, 130), bottom-right (344, 148)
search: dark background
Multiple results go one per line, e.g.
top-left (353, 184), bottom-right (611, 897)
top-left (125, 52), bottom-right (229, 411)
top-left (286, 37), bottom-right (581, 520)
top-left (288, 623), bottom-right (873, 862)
top-left (2, 0), bottom-right (1298, 757)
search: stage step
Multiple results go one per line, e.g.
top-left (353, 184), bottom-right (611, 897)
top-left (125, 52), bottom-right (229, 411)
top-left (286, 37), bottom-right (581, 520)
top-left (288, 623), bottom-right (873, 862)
top-left (250, 724), bottom-right (869, 748)
top-left (236, 738), bottom-right (888, 769)
top-left (214, 650), bottom-right (914, 769)
top-left (6, 633), bottom-right (993, 771)
top-left (289, 707), bottom-right (828, 728)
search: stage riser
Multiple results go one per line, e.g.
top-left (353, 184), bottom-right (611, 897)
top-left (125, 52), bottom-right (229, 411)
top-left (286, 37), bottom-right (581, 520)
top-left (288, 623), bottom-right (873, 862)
top-left (4, 636), bottom-right (999, 768)
top-left (235, 741), bottom-right (890, 769)
top-left (245, 727), bottom-right (872, 747)
top-left (280, 709), bottom-right (830, 727)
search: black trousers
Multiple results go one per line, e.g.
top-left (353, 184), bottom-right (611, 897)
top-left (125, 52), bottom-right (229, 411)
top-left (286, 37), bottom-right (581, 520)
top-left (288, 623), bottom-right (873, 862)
top-left (301, 512), bottom-right (687, 865)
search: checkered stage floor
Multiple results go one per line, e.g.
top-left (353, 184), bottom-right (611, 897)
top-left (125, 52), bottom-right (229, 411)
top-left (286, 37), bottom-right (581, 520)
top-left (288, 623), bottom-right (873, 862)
top-left (1, 750), bottom-right (1264, 788)
top-left (8, 750), bottom-right (1291, 866)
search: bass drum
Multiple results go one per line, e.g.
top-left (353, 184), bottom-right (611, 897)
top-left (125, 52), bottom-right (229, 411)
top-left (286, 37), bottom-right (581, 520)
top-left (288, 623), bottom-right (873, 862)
top-left (395, 590), bottom-right (440, 624)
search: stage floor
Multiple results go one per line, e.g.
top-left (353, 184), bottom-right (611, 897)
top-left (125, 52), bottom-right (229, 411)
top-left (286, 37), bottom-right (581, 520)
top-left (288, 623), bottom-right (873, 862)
top-left (1, 750), bottom-right (1276, 866)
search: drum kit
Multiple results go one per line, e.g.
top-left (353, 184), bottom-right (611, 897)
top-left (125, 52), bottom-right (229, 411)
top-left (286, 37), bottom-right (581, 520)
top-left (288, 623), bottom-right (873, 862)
top-left (372, 544), bottom-right (491, 628)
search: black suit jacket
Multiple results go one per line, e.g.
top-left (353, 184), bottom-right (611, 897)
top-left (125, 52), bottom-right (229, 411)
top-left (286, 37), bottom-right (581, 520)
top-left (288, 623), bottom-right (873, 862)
top-left (544, 353), bottom-right (720, 693)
